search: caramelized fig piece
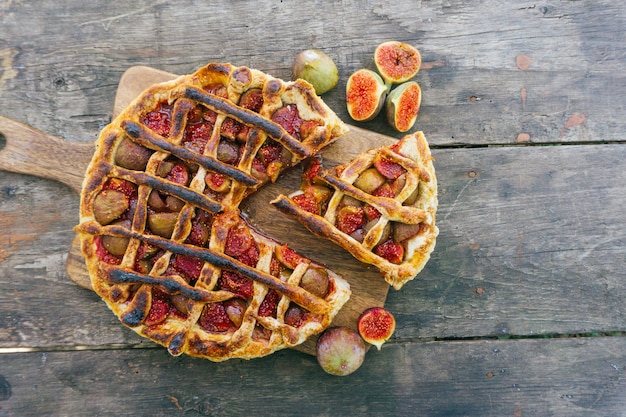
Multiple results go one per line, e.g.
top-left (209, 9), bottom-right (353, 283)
top-left (353, 168), bottom-right (386, 194)
top-left (300, 266), bottom-right (330, 298)
top-left (338, 195), bottom-right (363, 208)
top-left (224, 298), bottom-right (247, 327)
top-left (385, 81), bottom-right (422, 132)
top-left (170, 294), bottom-right (190, 315)
top-left (292, 49), bottom-right (339, 95)
top-left (156, 160), bottom-right (175, 178)
top-left (165, 195), bottom-right (185, 212)
top-left (374, 239), bottom-right (404, 264)
top-left (390, 173), bottom-right (407, 196)
top-left (205, 172), bottom-right (232, 193)
top-left (147, 190), bottom-right (167, 211)
top-left (92, 189), bottom-right (129, 225)
top-left (357, 307), bottom-right (396, 350)
top-left (374, 41), bottom-right (421, 85)
top-left (216, 141), bottom-right (239, 165)
top-left (284, 304), bottom-right (306, 328)
top-left (147, 211), bottom-right (179, 237)
top-left (346, 69), bottom-right (388, 122)
top-left (349, 228), bottom-right (366, 243)
top-left (114, 137), bottom-right (152, 170)
top-left (373, 155), bottom-right (406, 180)
top-left (336, 205), bottom-right (366, 235)
top-left (316, 326), bottom-right (367, 376)
top-left (101, 219), bottom-right (131, 256)
top-left (306, 184), bottom-right (333, 207)
top-left (393, 222), bottom-right (424, 243)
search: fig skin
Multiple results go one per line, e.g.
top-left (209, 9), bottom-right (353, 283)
top-left (316, 326), bottom-right (367, 376)
top-left (147, 211), bottom-right (179, 237)
top-left (393, 222), bottom-right (423, 243)
top-left (353, 168), bottom-right (386, 194)
top-left (374, 41), bottom-right (421, 85)
top-left (300, 266), bottom-right (330, 298)
top-left (92, 189), bottom-right (129, 225)
top-left (385, 81), bottom-right (422, 132)
top-left (346, 69), bottom-right (389, 122)
top-left (114, 137), bottom-right (152, 170)
top-left (224, 298), bottom-right (247, 327)
top-left (292, 49), bottom-right (339, 95)
top-left (357, 307), bottom-right (396, 351)
top-left (101, 219), bottom-right (132, 256)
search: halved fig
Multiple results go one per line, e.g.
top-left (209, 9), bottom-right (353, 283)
top-left (357, 307), bottom-right (396, 350)
top-left (385, 81), bottom-right (422, 132)
top-left (316, 326), bottom-right (367, 376)
top-left (374, 41), bottom-right (421, 84)
top-left (346, 69), bottom-right (388, 122)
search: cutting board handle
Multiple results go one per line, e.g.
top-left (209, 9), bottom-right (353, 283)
top-left (0, 116), bottom-right (94, 194)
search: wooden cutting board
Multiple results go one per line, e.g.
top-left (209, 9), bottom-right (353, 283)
top-left (0, 66), bottom-right (398, 355)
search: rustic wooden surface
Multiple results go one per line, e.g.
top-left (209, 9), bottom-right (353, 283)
top-left (1, 1), bottom-right (625, 416)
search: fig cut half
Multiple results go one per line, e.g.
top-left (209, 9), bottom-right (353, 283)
top-left (385, 81), bottom-right (422, 132)
top-left (357, 307), bottom-right (396, 350)
top-left (346, 69), bottom-right (389, 122)
top-left (374, 41), bottom-right (422, 85)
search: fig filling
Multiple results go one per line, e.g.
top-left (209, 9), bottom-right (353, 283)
top-left (140, 102), bottom-right (173, 137)
top-left (200, 302), bottom-right (234, 332)
top-left (221, 88), bottom-right (264, 141)
top-left (145, 289), bottom-right (188, 327)
top-left (291, 153), bottom-right (427, 264)
top-left (182, 106), bottom-right (215, 153)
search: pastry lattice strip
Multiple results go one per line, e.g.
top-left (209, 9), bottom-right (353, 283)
top-left (272, 131), bottom-right (438, 290)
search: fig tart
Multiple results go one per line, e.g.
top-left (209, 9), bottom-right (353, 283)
top-left (75, 62), bottom-right (350, 361)
top-left (271, 131), bottom-right (438, 290)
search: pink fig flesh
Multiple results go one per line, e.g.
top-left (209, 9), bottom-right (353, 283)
top-left (386, 81), bottom-right (422, 132)
top-left (357, 307), bottom-right (396, 350)
top-left (346, 69), bottom-right (388, 122)
top-left (374, 41), bottom-right (421, 84)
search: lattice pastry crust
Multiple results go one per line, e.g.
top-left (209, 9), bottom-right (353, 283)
top-left (272, 131), bottom-right (438, 290)
top-left (76, 63), bottom-right (350, 361)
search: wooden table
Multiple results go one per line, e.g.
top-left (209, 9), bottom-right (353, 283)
top-left (1, 1), bottom-right (625, 415)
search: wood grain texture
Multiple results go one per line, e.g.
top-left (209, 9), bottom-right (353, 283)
top-left (1, 337), bottom-right (625, 416)
top-left (1, 0), bottom-right (625, 414)
top-left (0, 1), bottom-right (624, 146)
top-left (0, 116), bottom-right (92, 194)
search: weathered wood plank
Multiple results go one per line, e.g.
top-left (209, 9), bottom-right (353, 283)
top-left (1, 144), bottom-right (624, 350)
top-left (0, 1), bottom-right (624, 146)
top-left (1, 337), bottom-right (625, 416)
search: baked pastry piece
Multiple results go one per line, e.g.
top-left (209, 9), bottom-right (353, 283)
top-left (75, 62), bottom-right (350, 361)
top-left (271, 131), bottom-right (438, 290)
